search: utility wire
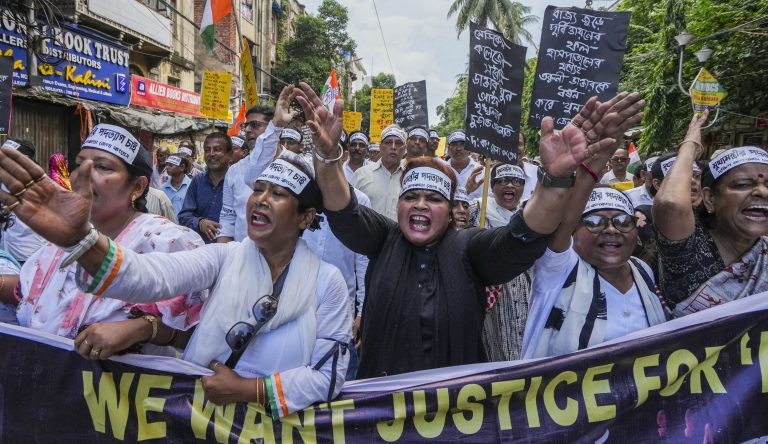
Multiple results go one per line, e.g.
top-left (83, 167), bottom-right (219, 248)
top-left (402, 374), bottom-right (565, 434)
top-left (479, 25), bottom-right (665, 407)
top-left (371, 0), bottom-right (394, 75)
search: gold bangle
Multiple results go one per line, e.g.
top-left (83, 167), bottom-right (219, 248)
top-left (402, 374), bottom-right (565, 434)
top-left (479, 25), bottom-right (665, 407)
top-left (255, 378), bottom-right (261, 404)
top-left (159, 328), bottom-right (178, 347)
top-left (143, 315), bottom-right (158, 341)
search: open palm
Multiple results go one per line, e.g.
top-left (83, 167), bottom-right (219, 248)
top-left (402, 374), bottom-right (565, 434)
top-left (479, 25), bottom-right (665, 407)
top-left (538, 118), bottom-right (590, 178)
top-left (295, 82), bottom-right (344, 158)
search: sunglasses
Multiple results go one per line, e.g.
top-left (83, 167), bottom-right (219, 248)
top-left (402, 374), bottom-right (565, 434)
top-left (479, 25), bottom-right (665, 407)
top-left (493, 177), bottom-right (525, 187)
top-left (240, 120), bottom-right (269, 131)
top-left (581, 213), bottom-right (637, 234)
top-left (224, 295), bottom-right (279, 367)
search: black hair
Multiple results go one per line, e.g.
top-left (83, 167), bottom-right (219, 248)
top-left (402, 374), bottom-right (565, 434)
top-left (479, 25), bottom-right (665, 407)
top-left (650, 152), bottom-right (677, 182)
top-left (126, 162), bottom-right (150, 213)
top-left (7, 138), bottom-right (36, 161)
top-left (205, 132), bottom-right (233, 152)
top-left (246, 104), bottom-right (275, 120)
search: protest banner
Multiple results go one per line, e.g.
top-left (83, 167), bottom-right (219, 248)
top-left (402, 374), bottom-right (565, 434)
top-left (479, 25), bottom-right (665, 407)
top-left (3, 293), bottom-right (768, 442)
top-left (130, 75), bottom-right (202, 117)
top-left (200, 71), bottom-right (233, 120)
top-left (394, 81), bottom-right (428, 129)
top-left (240, 36), bottom-right (259, 108)
top-left (370, 88), bottom-right (394, 142)
top-left (689, 67), bottom-right (727, 115)
top-left (529, 7), bottom-right (631, 129)
top-left (0, 56), bottom-right (12, 134)
top-left (466, 23), bottom-right (526, 164)
top-left (343, 111), bottom-right (363, 133)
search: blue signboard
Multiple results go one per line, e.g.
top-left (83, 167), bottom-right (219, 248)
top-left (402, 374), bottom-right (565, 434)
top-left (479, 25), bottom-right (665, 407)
top-left (0, 10), bottom-right (30, 86)
top-left (0, 9), bottom-right (130, 105)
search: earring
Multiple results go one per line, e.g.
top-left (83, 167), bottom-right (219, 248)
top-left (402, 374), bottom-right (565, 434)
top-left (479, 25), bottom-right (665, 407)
top-left (131, 195), bottom-right (137, 210)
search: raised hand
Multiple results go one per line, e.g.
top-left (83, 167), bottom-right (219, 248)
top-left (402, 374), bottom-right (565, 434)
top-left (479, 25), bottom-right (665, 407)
top-left (539, 116), bottom-right (616, 178)
top-left (464, 166), bottom-right (485, 195)
top-left (295, 82), bottom-right (343, 159)
top-left (273, 84), bottom-right (299, 127)
top-left (0, 147), bottom-right (92, 247)
top-left (680, 109), bottom-right (709, 159)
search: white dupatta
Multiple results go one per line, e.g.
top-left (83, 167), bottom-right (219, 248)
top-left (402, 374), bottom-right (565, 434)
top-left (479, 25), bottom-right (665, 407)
top-left (183, 238), bottom-right (320, 367)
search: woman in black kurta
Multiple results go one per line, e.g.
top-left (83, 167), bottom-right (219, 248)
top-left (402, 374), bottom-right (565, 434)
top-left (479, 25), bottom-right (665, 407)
top-left (296, 84), bottom-right (645, 378)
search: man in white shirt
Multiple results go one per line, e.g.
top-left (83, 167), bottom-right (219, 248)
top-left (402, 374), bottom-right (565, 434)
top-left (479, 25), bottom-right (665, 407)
top-left (150, 146), bottom-right (170, 188)
top-left (625, 157), bottom-right (658, 208)
top-left (405, 126), bottom-right (429, 161)
top-left (343, 131), bottom-right (369, 182)
top-left (446, 130), bottom-right (483, 198)
top-left (350, 125), bottom-right (407, 220)
top-left (600, 148), bottom-right (630, 184)
top-left (368, 143), bottom-right (381, 163)
top-left (427, 130), bottom-right (440, 158)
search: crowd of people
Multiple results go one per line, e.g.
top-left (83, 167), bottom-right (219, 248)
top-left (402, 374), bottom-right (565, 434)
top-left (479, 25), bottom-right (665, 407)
top-left (0, 84), bottom-right (765, 419)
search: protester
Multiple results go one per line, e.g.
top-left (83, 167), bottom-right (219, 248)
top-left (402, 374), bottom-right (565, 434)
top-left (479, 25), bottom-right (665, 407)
top-left (177, 141), bottom-right (203, 177)
top-left (625, 156), bottom-right (658, 208)
top-left (230, 136), bottom-right (248, 164)
top-left (451, 186), bottom-right (471, 229)
top-left (296, 82), bottom-right (641, 377)
top-left (350, 124), bottom-right (407, 220)
top-left (276, 126), bottom-right (307, 159)
top-left (446, 130), bottom-right (483, 199)
top-left (469, 164), bottom-right (533, 361)
top-left (178, 132), bottom-right (232, 243)
top-left (368, 143), bottom-right (381, 163)
top-left (428, 130), bottom-right (440, 158)
top-left (405, 126), bottom-right (429, 161)
top-left (160, 154), bottom-right (192, 217)
top-left (150, 146), bottom-right (170, 188)
top-left (343, 131), bottom-right (369, 181)
top-left (145, 187), bottom-right (178, 223)
top-left (218, 103), bottom-right (280, 243)
top-left (600, 148), bottom-right (630, 184)
top-left (654, 111), bottom-right (768, 316)
top-left (0, 124), bottom-right (206, 359)
top-left (0, 140), bottom-right (351, 417)
top-left (48, 152), bottom-right (70, 190)
top-left (0, 138), bottom-right (46, 263)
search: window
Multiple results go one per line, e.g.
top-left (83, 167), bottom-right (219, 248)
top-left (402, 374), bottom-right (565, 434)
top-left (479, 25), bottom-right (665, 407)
top-left (167, 77), bottom-right (180, 88)
top-left (241, 0), bottom-right (254, 23)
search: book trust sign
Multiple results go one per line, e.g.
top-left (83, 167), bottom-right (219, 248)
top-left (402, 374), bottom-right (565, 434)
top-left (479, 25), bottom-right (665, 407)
top-left (0, 9), bottom-right (130, 105)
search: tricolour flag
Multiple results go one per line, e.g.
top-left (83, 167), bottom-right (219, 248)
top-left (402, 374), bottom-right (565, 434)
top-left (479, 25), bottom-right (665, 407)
top-left (320, 69), bottom-right (340, 111)
top-left (199, 0), bottom-right (233, 51)
top-left (627, 141), bottom-right (642, 174)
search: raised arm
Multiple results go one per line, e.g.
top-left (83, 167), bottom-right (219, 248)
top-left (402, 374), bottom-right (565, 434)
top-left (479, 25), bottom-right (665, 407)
top-left (243, 85), bottom-right (295, 188)
top-left (549, 93), bottom-right (646, 252)
top-left (653, 110), bottom-right (709, 241)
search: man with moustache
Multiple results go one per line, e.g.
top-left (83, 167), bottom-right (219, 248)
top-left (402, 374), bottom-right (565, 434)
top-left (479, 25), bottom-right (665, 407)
top-left (343, 131), bottom-right (370, 182)
top-left (351, 125), bottom-right (407, 220)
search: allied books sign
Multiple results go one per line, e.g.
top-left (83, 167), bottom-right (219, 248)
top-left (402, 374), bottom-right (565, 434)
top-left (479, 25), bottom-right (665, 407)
top-left (130, 75), bottom-right (202, 117)
top-left (3, 293), bottom-right (768, 442)
top-left (394, 80), bottom-right (428, 129)
top-left (529, 6), bottom-right (631, 129)
top-left (466, 23), bottom-right (526, 163)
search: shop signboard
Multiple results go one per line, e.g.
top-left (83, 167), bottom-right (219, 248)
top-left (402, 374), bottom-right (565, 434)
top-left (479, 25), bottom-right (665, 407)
top-left (0, 9), bottom-right (30, 86)
top-left (131, 75), bottom-right (201, 117)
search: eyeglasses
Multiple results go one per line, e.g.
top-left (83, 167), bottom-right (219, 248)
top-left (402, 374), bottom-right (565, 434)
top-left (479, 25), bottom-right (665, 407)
top-left (581, 213), bottom-right (637, 234)
top-left (494, 177), bottom-right (525, 187)
top-left (224, 295), bottom-right (279, 367)
top-left (240, 120), bottom-right (269, 131)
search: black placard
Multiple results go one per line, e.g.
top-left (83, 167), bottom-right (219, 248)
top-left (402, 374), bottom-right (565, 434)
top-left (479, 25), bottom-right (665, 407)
top-left (393, 80), bottom-right (428, 129)
top-left (0, 56), bottom-right (11, 135)
top-left (465, 23), bottom-right (526, 163)
top-left (528, 6), bottom-right (631, 129)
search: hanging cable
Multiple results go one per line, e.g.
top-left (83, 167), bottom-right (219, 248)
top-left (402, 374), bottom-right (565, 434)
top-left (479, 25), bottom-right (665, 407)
top-left (371, 0), bottom-right (394, 75)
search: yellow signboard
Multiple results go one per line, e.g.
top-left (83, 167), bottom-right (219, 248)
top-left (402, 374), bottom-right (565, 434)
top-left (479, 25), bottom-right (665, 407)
top-left (343, 111), bottom-right (363, 133)
top-left (200, 71), bottom-right (232, 120)
top-left (240, 37), bottom-right (259, 109)
top-left (369, 88), bottom-right (394, 142)
top-left (436, 136), bottom-right (446, 158)
top-left (689, 68), bottom-right (727, 116)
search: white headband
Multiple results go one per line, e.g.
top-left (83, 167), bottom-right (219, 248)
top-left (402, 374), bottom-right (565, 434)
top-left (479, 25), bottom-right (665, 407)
top-left (82, 124), bottom-right (141, 164)
top-left (280, 128), bottom-right (303, 143)
top-left (659, 156), bottom-right (701, 177)
top-left (381, 127), bottom-right (406, 143)
top-left (400, 167), bottom-right (453, 201)
top-left (448, 130), bottom-right (466, 144)
top-left (178, 147), bottom-right (194, 157)
top-left (349, 133), bottom-right (369, 145)
top-left (493, 164), bottom-right (526, 182)
top-left (709, 146), bottom-right (768, 180)
top-left (231, 136), bottom-right (245, 148)
top-left (166, 155), bottom-right (182, 166)
top-left (409, 128), bottom-right (429, 140)
top-left (368, 143), bottom-right (380, 152)
top-left (2, 140), bottom-right (20, 150)
top-left (583, 188), bottom-right (634, 216)
top-left (429, 130), bottom-right (439, 139)
top-left (453, 186), bottom-right (471, 203)
top-left (644, 156), bottom-right (659, 171)
top-left (256, 158), bottom-right (311, 195)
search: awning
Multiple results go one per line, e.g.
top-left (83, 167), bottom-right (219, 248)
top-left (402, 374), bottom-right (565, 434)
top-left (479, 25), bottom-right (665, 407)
top-left (12, 87), bottom-right (213, 135)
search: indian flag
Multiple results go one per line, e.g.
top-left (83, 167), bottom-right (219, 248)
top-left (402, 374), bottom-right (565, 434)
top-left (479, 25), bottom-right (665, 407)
top-left (199, 0), bottom-right (233, 51)
top-left (627, 141), bottom-right (642, 173)
top-left (320, 69), bottom-right (340, 111)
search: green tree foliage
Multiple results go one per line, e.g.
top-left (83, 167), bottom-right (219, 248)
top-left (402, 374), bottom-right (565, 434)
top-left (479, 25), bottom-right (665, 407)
top-left (433, 76), bottom-right (469, 136)
top-left (617, 0), bottom-right (768, 154)
top-left (271, 0), bottom-right (356, 96)
top-left (349, 73), bottom-right (396, 135)
top-left (447, 0), bottom-right (538, 47)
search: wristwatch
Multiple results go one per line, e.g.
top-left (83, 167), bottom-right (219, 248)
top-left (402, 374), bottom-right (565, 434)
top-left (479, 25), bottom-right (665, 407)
top-left (537, 166), bottom-right (575, 188)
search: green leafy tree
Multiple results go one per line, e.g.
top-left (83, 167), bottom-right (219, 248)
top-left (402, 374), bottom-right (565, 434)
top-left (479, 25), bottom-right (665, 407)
top-left (447, 0), bottom-right (538, 47)
top-left (433, 76), bottom-right (469, 136)
top-left (349, 73), bottom-right (396, 134)
top-left (271, 0), bottom-right (356, 96)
